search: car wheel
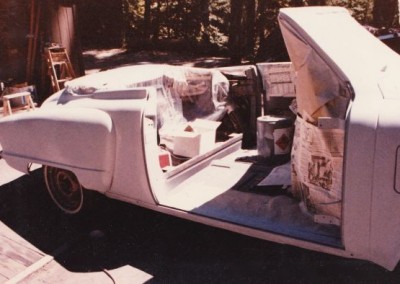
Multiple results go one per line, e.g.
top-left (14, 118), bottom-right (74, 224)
top-left (44, 166), bottom-right (83, 214)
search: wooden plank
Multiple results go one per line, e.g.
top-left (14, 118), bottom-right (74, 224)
top-left (0, 253), bottom-right (26, 279)
top-left (0, 273), bottom-right (7, 283)
top-left (0, 221), bottom-right (46, 283)
top-left (6, 240), bottom-right (73, 284)
top-left (0, 236), bottom-right (43, 267)
top-left (6, 254), bottom-right (54, 284)
top-left (0, 222), bottom-right (44, 255)
top-left (2, 92), bottom-right (31, 99)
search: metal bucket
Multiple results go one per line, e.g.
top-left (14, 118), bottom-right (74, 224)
top-left (257, 115), bottom-right (293, 158)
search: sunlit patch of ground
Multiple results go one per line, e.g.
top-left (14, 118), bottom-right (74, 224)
top-left (82, 48), bottom-right (128, 60)
top-left (82, 48), bottom-right (231, 75)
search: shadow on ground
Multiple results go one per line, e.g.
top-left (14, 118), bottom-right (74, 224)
top-left (57, 198), bottom-right (400, 283)
top-left (1, 172), bottom-right (398, 283)
top-left (0, 170), bottom-right (85, 253)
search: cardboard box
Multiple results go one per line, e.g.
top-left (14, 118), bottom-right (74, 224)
top-left (257, 62), bottom-right (296, 99)
top-left (173, 119), bottom-right (221, 158)
top-left (173, 131), bottom-right (201, 158)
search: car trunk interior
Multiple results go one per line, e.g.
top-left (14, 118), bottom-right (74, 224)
top-left (149, 63), bottom-right (345, 248)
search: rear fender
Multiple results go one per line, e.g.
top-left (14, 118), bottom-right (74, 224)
top-left (0, 107), bottom-right (116, 192)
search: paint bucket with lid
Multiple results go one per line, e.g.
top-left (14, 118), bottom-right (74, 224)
top-left (257, 115), bottom-right (293, 158)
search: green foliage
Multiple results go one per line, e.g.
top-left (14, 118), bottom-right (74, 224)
top-left (208, 0), bottom-right (230, 48)
top-left (328, 0), bottom-right (373, 23)
top-left (121, 0), bottom-right (398, 61)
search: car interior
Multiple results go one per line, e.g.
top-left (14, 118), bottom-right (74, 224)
top-left (146, 63), bottom-right (346, 249)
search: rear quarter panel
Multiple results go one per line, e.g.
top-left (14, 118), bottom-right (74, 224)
top-left (42, 88), bottom-right (158, 206)
top-left (369, 99), bottom-right (400, 269)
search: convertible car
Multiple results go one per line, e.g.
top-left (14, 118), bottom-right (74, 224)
top-left (1, 7), bottom-right (400, 270)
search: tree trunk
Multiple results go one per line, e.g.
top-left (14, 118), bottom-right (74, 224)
top-left (291, 0), bottom-right (304, 6)
top-left (229, 0), bottom-right (245, 64)
top-left (255, 0), bottom-right (268, 61)
top-left (144, 0), bottom-right (151, 39)
top-left (152, 1), bottom-right (160, 39)
top-left (307, 0), bottom-right (327, 5)
top-left (199, 0), bottom-right (210, 44)
top-left (373, 0), bottom-right (398, 28)
top-left (256, 0), bottom-right (288, 62)
top-left (244, 0), bottom-right (256, 59)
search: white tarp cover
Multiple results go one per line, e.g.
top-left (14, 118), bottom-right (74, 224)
top-left (64, 65), bottom-right (230, 152)
top-left (64, 64), bottom-right (229, 123)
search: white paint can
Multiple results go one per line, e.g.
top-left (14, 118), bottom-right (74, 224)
top-left (257, 115), bottom-right (293, 158)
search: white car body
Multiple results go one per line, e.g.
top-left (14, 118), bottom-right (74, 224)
top-left (1, 7), bottom-right (400, 270)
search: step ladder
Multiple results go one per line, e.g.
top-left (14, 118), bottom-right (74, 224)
top-left (45, 47), bottom-right (76, 92)
top-left (2, 91), bottom-right (36, 117)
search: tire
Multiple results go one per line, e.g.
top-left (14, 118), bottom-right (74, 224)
top-left (44, 166), bottom-right (84, 214)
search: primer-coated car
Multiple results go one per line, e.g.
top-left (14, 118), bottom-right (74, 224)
top-left (1, 7), bottom-right (400, 270)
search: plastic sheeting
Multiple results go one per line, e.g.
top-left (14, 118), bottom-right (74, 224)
top-left (63, 64), bottom-right (229, 153)
top-left (64, 64), bottom-right (229, 138)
